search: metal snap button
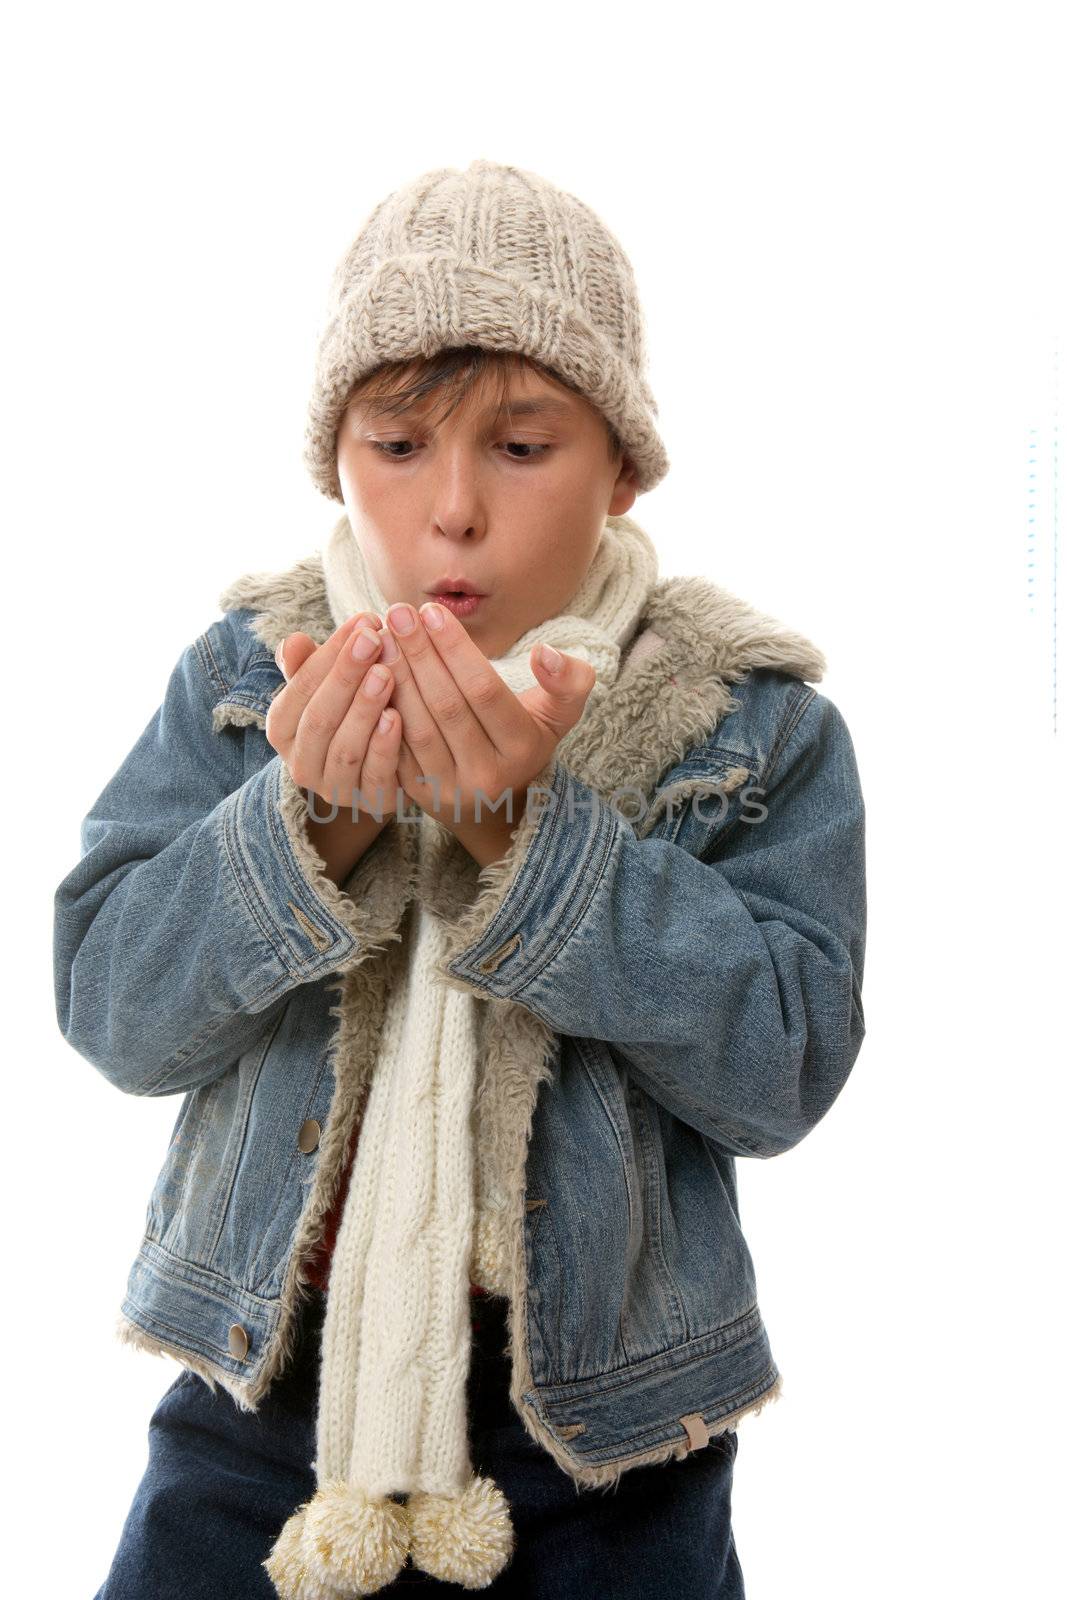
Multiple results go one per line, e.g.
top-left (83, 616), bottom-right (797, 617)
top-left (297, 1118), bottom-right (321, 1153)
top-left (228, 1323), bottom-right (250, 1359)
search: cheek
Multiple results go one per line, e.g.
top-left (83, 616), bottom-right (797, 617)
top-left (536, 527), bottom-right (601, 591)
top-left (509, 555), bottom-right (594, 629)
top-left (338, 450), bottom-right (410, 520)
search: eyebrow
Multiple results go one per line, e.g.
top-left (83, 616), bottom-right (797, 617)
top-left (378, 395), bottom-right (577, 421)
top-left (490, 397), bottom-right (576, 419)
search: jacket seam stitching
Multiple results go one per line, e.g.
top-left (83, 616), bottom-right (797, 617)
top-left (762, 683), bottom-right (816, 791)
top-left (628, 1084), bottom-right (690, 1341)
top-left (219, 784), bottom-right (307, 974)
top-left (462, 760), bottom-right (573, 960)
top-left (263, 767), bottom-right (354, 957)
top-left (138, 973), bottom-right (292, 1095)
top-left (532, 1304), bottom-right (764, 1398)
top-left (627, 1053), bottom-right (767, 1153)
top-left (508, 789), bottom-right (618, 996)
top-left (213, 658), bottom-right (282, 706)
top-left (202, 1011), bottom-right (287, 1261)
top-left (248, 1054), bottom-right (329, 1292)
top-left (573, 1367), bottom-right (779, 1459)
top-left (574, 1039), bottom-right (638, 1247)
top-left (134, 1239), bottom-right (279, 1307)
top-left (195, 627), bottom-right (233, 699)
top-left (122, 1296), bottom-right (245, 1366)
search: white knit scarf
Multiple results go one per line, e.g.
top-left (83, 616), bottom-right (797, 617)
top-left (265, 512), bottom-right (659, 1597)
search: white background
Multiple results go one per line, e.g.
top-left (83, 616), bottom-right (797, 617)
top-left (5, 2), bottom-right (1064, 1595)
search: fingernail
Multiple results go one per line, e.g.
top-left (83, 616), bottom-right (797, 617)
top-left (362, 665), bottom-right (389, 696)
top-left (420, 602), bottom-right (445, 631)
top-left (539, 643), bottom-right (563, 673)
top-left (351, 627), bottom-right (381, 661)
top-left (387, 603), bottom-right (417, 635)
top-left (378, 629), bottom-right (399, 663)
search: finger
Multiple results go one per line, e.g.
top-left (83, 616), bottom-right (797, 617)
top-left (268, 614), bottom-right (370, 748)
top-left (395, 733), bottom-right (444, 820)
top-left (379, 603), bottom-right (460, 784)
top-left (317, 658), bottom-right (402, 813)
top-left (271, 611), bottom-right (363, 726)
top-left (410, 599), bottom-right (531, 756)
top-left (384, 601), bottom-right (495, 770)
top-left (516, 644), bottom-right (599, 738)
top-left (395, 733), bottom-right (421, 804)
top-left (290, 626), bottom-right (396, 804)
top-left (355, 704), bottom-right (404, 822)
top-left (275, 612), bottom-right (380, 682)
top-left (275, 634), bottom-right (316, 682)
top-left (267, 617), bottom-right (362, 754)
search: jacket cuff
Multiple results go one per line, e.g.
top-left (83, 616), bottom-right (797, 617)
top-left (225, 755), bottom-right (413, 980)
top-left (433, 756), bottom-right (621, 998)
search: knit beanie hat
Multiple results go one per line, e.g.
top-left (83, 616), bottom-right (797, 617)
top-left (302, 156), bottom-right (670, 501)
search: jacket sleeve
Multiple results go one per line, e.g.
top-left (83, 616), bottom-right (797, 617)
top-left (434, 687), bottom-right (867, 1159)
top-left (53, 620), bottom-right (411, 1098)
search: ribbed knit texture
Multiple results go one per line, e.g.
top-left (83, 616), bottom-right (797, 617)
top-left (302, 1124), bottom-right (492, 1302)
top-left (302, 157), bottom-right (670, 504)
top-left (264, 513), bottom-right (658, 1596)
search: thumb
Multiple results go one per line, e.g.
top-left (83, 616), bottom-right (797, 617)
top-left (518, 642), bottom-right (598, 737)
top-left (274, 632), bottom-right (318, 681)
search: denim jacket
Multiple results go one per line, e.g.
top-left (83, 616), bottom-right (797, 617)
top-left (53, 542), bottom-right (866, 1489)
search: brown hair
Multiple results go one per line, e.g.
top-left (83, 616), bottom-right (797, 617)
top-left (342, 344), bottom-right (625, 467)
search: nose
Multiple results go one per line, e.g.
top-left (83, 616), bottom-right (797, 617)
top-left (428, 443), bottom-right (489, 541)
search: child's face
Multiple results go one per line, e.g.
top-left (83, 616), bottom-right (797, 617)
top-left (335, 365), bottom-right (639, 658)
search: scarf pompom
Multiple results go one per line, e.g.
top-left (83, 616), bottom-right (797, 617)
top-left (407, 1474), bottom-right (514, 1588)
top-left (262, 1504), bottom-right (346, 1600)
top-left (264, 1483), bottom-right (411, 1597)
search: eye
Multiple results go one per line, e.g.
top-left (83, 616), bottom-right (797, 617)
top-left (370, 440), bottom-right (417, 459)
top-left (368, 440), bottom-right (551, 463)
top-left (501, 442), bottom-right (550, 462)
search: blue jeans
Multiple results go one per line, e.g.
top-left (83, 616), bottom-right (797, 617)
top-left (94, 1287), bottom-right (745, 1598)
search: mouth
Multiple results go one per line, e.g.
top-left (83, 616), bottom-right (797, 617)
top-left (425, 582), bottom-right (492, 617)
top-left (425, 584), bottom-right (488, 620)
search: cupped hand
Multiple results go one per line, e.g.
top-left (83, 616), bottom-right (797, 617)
top-left (267, 611), bottom-right (404, 822)
top-left (378, 598), bottom-right (597, 840)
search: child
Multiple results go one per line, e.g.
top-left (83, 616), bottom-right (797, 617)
top-left (54, 157), bottom-right (867, 1599)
